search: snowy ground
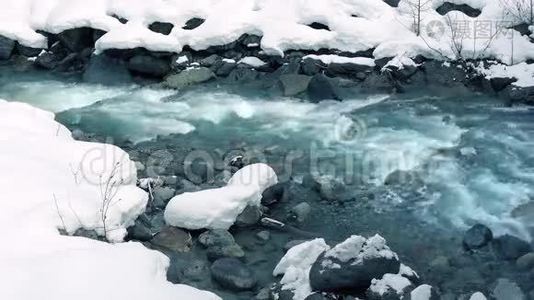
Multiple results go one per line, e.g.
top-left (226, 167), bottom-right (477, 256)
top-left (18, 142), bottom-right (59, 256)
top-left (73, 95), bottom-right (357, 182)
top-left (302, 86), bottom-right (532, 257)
top-left (0, 100), bottom-right (220, 300)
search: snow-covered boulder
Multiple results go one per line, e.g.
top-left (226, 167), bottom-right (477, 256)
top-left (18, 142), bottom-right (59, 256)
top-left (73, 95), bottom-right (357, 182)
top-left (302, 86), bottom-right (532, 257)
top-left (309, 234), bottom-right (400, 292)
top-left (164, 163), bottom-right (277, 230)
top-left (366, 273), bottom-right (413, 299)
top-left (273, 238), bottom-right (331, 300)
top-left (0, 100), bottom-right (220, 300)
top-left (406, 284), bottom-right (439, 300)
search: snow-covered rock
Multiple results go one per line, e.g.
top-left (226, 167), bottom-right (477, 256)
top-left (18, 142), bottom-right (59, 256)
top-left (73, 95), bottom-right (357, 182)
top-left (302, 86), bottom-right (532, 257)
top-left (367, 273), bottom-right (413, 299)
top-left (164, 163), bottom-right (277, 230)
top-left (273, 238), bottom-right (331, 300)
top-left (309, 234), bottom-right (400, 292)
top-left (0, 100), bottom-right (220, 300)
top-left (469, 292), bottom-right (487, 300)
top-left (408, 284), bottom-right (439, 300)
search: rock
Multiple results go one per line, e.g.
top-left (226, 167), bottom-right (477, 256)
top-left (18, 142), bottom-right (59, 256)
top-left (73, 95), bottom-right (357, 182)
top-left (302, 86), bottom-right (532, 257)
top-left (289, 202), bottom-right (311, 223)
top-left (399, 264), bottom-right (420, 285)
top-left (492, 278), bottom-right (526, 300)
top-left (306, 22), bottom-right (330, 31)
top-left (301, 58), bottom-right (325, 75)
top-left (73, 228), bottom-right (100, 240)
top-left (213, 60), bottom-right (236, 76)
top-left (326, 62), bottom-right (373, 78)
top-left (317, 176), bottom-right (347, 201)
top-left (383, 0), bottom-right (400, 7)
top-left (164, 67), bottom-right (216, 88)
top-left (436, 2), bottom-right (482, 17)
top-left (153, 186), bottom-right (176, 209)
top-left (34, 51), bottom-right (61, 69)
top-left (0, 36), bottom-right (15, 60)
top-left (127, 55), bottom-right (171, 77)
top-left (508, 86), bottom-right (534, 104)
top-left (150, 226), bottom-right (192, 252)
top-left (255, 287), bottom-right (271, 300)
top-left (83, 54), bottom-right (132, 85)
top-left (200, 54), bottom-right (221, 67)
top-left (127, 218), bottom-right (153, 241)
top-left (261, 182), bottom-right (286, 205)
top-left (148, 21), bottom-right (174, 35)
top-left (302, 174), bottom-right (321, 191)
top-left (463, 224), bottom-right (493, 250)
top-left (235, 205), bottom-right (262, 227)
top-left (15, 44), bottom-right (42, 57)
top-left (206, 244), bottom-right (245, 261)
top-left (406, 284), bottom-right (439, 300)
top-left (309, 234), bottom-right (400, 292)
top-left (278, 74), bottom-right (312, 96)
top-left (57, 27), bottom-right (100, 52)
top-left (210, 258), bottom-right (257, 291)
top-left (227, 67), bottom-right (260, 82)
top-left (282, 181), bottom-right (321, 204)
top-left (183, 18), bottom-right (205, 30)
top-left (516, 252), bottom-right (534, 270)
top-left (429, 256), bottom-right (451, 275)
top-left (304, 293), bottom-right (338, 299)
top-left (492, 234), bottom-right (532, 260)
top-left (366, 273), bottom-right (413, 300)
top-left (284, 240), bottom-right (307, 252)
top-left (384, 170), bottom-right (422, 186)
top-left (307, 74), bottom-right (341, 102)
top-left (490, 77), bottom-right (516, 92)
top-left (198, 229), bottom-right (236, 248)
top-left (256, 230), bottom-right (271, 241)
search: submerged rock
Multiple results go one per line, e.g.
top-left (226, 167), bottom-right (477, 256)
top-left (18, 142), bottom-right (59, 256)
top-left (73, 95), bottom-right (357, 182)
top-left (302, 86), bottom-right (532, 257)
top-left (492, 278), bottom-right (526, 300)
top-left (164, 67), bottom-right (216, 88)
top-left (307, 74), bottom-right (341, 102)
top-left (150, 226), bottom-right (192, 252)
top-left (153, 186), bottom-right (176, 209)
top-left (309, 234), bottom-right (400, 292)
top-left (127, 55), bottom-right (171, 77)
top-left (405, 284), bottom-right (439, 300)
top-left (235, 204), bottom-right (262, 227)
top-left (516, 252), bottom-right (534, 270)
top-left (279, 74), bottom-right (311, 96)
top-left (492, 234), bottom-right (531, 260)
top-left (199, 229), bottom-right (245, 260)
top-left (210, 258), bottom-right (257, 291)
top-left (463, 224), bottom-right (493, 250)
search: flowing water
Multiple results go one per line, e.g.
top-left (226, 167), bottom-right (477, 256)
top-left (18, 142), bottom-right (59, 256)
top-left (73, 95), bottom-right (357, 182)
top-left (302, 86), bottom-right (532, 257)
top-left (2, 63), bottom-right (534, 297)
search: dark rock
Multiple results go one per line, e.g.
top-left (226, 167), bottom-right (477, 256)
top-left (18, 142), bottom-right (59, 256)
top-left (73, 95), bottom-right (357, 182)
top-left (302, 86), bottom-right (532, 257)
top-left (83, 54), bottom-right (132, 85)
top-left (127, 55), bottom-right (171, 77)
top-left (384, 170), bottom-right (423, 186)
top-left (261, 182), bottom-right (286, 205)
top-left (200, 54), bottom-right (221, 67)
top-left (289, 202), bottom-right (312, 223)
top-left (279, 74), bottom-right (311, 96)
top-left (326, 62), bottom-right (373, 78)
top-left (210, 258), bottom-right (257, 291)
top-left (256, 230), bottom-right (271, 241)
top-left (213, 60), bottom-right (237, 76)
top-left (127, 219), bottom-right (153, 241)
top-left (148, 21), bottom-right (174, 35)
top-left (34, 51), bottom-right (62, 69)
top-left (463, 224), bottom-right (493, 250)
top-left (239, 34), bottom-right (262, 47)
top-left (317, 176), bottom-right (347, 201)
top-left (284, 240), bottom-right (308, 251)
top-left (15, 43), bottom-right (42, 57)
top-left (490, 77), bottom-right (517, 92)
top-left (55, 52), bottom-right (85, 72)
top-left (235, 205), bottom-right (262, 227)
top-left (307, 74), bottom-right (341, 102)
top-left (164, 67), bottom-right (216, 88)
top-left (309, 235), bottom-right (400, 292)
top-left (198, 229), bottom-right (236, 248)
top-left (167, 256), bottom-right (210, 284)
top-left (73, 228), bottom-right (101, 240)
top-left (301, 58), bottom-right (326, 75)
top-left (383, 0), bottom-right (400, 7)
top-left (436, 2), bottom-right (482, 17)
top-left (57, 27), bottom-right (100, 52)
top-left (206, 244), bottom-right (245, 261)
top-left (153, 186), bottom-right (176, 209)
top-left (302, 174), bottom-right (321, 191)
top-left (492, 234), bottom-right (532, 260)
top-left (183, 18), bottom-right (205, 30)
top-left (111, 14), bottom-right (128, 24)
top-left (282, 181), bottom-right (321, 203)
top-left (508, 86), bottom-right (534, 104)
top-left (512, 23), bottom-right (532, 36)
top-left (304, 292), bottom-right (338, 299)
top-left (150, 226), bottom-right (192, 252)
top-left (306, 22), bottom-right (330, 31)
top-left (0, 36), bottom-right (16, 60)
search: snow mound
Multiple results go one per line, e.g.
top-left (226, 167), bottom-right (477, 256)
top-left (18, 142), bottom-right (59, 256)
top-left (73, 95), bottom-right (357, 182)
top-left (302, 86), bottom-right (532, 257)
top-left (478, 62), bottom-right (534, 87)
top-left (369, 273), bottom-right (412, 296)
top-left (0, 100), bottom-right (220, 300)
top-left (324, 234), bottom-right (399, 265)
top-left (164, 163), bottom-right (277, 230)
top-left (273, 238), bottom-right (331, 300)
top-left (303, 54), bottom-right (376, 66)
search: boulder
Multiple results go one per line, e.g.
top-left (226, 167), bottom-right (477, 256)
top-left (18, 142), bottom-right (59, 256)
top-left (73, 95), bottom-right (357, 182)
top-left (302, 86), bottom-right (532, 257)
top-left (282, 181), bottom-right (321, 204)
top-left (326, 62), bottom-right (373, 78)
top-left (213, 60), bottom-right (237, 76)
top-left (235, 204), bottom-right (262, 227)
top-left (153, 186), bottom-right (176, 209)
top-left (490, 77), bottom-right (516, 92)
top-left (289, 202), bottom-right (312, 223)
top-left (15, 44), bottom-right (42, 57)
top-left (82, 54), bottom-right (132, 85)
top-left (57, 27), bottom-right (101, 52)
top-left (463, 224), bottom-right (493, 250)
top-left (383, 0), bottom-right (400, 7)
top-left (301, 58), bottom-right (325, 75)
top-left (210, 258), bottom-right (257, 291)
top-left (279, 74), bottom-right (312, 96)
top-left (198, 229), bottom-right (245, 260)
top-left (164, 67), bottom-right (216, 88)
top-left (148, 21), bottom-right (174, 35)
top-left (516, 252), bottom-right (534, 270)
top-left (206, 244), bottom-right (245, 261)
top-left (127, 55), bottom-right (171, 77)
top-left (492, 278), bottom-right (526, 300)
top-left (307, 74), bottom-right (341, 102)
top-left (492, 234), bottom-right (531, 260)
top-left (183, 18), bottom-right (205, 30)
top-left (366, 273), bottom-right (413, 300)
top-left (34, 51), bottom-right (62, 69)
top-left (317, 176), bottom-right (347, 201)
top-left (126, 218), bottom-right (153, 241)
top-left (261, 182), bottom-right (286, 205)
top-left (309, 235), bottom-right (400, 292)
top-left (200, 54), bottom-right (221, 67)
top-left (150, 226), bottom-right (192, 252)
top-left (436, 2), bottom-right (482, 17)
top-left (0, 36), bottom-right (16, 60)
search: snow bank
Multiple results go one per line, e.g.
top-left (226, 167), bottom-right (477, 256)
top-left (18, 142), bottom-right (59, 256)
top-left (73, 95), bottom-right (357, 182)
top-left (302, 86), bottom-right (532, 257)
top-left (0, 100), bottom-right (220, 300)
top-left (478, 62), bottom-right (534, 87)
top-left (164, 163), bottom-right (277, 230)
top-left (2, 0), bottom-right (534, 67)
top-left (273, 239), bottom-right (331, 300)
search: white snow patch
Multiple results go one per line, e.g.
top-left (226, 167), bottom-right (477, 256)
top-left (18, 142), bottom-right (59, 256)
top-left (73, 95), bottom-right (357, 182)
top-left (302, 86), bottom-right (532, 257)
top-left (478, 62), bottom-right (534, 87)
top-left (410, 284), bottom-right (434, 300)
top-left (470, 292), bottom-right (487, 300)
top-left (399, 263), bottom-right (419, 280)
top-left (273, 239), bottom-right (330, 300)
top-left (324, 234), bottom-right (399, 265)
top-left (0, 100), bottom-right (220, 300)
top-left (176, 55), bottom-right (189, 64)
top-left (164, 163), bottom-right (277, 230)
top-left (304, 54), bottom-right (375, 67)
top-left (238, 56), bottom-right (266, 67)
top-left (369, 273), bottom-right (412, 296)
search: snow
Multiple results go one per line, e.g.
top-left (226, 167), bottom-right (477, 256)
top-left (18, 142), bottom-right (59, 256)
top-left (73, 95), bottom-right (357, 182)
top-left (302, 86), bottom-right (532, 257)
top-left (369, 273), bottom-right (412, 296)
top-left (383, 54), bottom-right (418, 70)
top-left (164, 163), bottom-right (277, 230)
top-left (273, 238), bottom-right (331, 300)
top-left (409, 284), bottom-right (434, 300)
top-left (303, 54), bottom-right (376, 67)
top-left (478, 62), bottom-right (534, 87)
top-left (323, 234), bottom-right (399, 265)
top-left (238, 56), bottom-right (267, 67)
top-left (0, 100), bottom-right (220, 300)
top-left (1, 0), bottom-right (533, 70)
top-left (176, 55), bottom-right (189, 64)
top-left (470, 292), bottom-right (487, 300)
top-left (399, 263), bottom-right (419, 280)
